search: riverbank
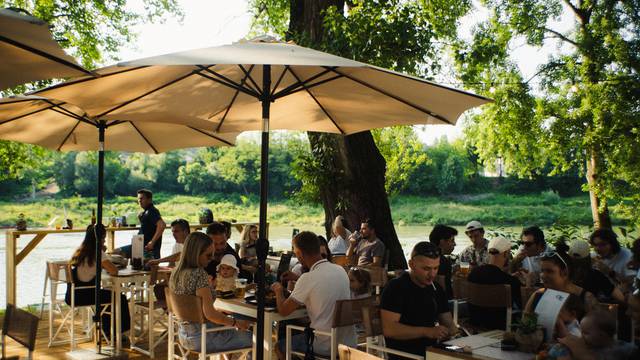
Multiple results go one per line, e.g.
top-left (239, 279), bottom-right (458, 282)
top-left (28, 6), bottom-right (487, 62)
top-left (0, 192), bottom-right (629, 228)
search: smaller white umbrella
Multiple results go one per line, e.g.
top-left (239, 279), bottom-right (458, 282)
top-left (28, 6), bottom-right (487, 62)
top-left (0, 8), bottom-right (93, 90)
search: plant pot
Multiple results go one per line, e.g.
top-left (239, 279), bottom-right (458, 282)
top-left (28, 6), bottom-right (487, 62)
top-left (515, 328), bottom-right (544, 353)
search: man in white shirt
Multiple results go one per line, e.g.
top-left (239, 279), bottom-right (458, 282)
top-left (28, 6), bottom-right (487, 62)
top-left (510, 226), bottom-right (554, 280)
top-left (147, 219), bottom-right (190, 267)
top-left (590, 228), bottom-right (636, 282)
top-left (272, 231), bottom-right (356, 359)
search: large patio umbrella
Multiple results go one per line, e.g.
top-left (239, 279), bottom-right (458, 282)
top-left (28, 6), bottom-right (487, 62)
top-left (0, 95), bottom-right (236, 353)
top-left (34, 37), bottom-right (491, 357)
top-left (0, 8), bottom-right (93, 90)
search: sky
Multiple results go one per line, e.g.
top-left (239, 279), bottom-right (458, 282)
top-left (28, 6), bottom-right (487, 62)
top-left (118, 0), bottom-right (574, 145)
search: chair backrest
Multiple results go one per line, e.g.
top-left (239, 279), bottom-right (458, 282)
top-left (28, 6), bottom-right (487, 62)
top-left (363, 267), bottom-right (388, 290)
top-left (47, 261), bottom-right (71, 283)
top-left (452, 276), bottom-right (469, 299)
top-left (332, 296), bottom-right (374, 328)
top-left (466, 283), bottom-right (511, 308)
top-left (164, 287), bottom-right (205, 323)
top-left (338, 344), bottom-right (383, 360)
top-left (2, 304), bottom-right (39, 352)
top-left (361, 304), bottom-right (384, 338)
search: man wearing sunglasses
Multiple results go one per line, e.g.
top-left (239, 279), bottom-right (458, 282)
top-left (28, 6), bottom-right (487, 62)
top-left (468, 236), bottom-right (522, 330)
top-left (510, 226), bottom-right (553, 280)
top-left (380, 242), bottom-right (456, 359)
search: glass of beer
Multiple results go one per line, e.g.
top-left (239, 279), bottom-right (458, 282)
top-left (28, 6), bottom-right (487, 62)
top-left (459, 262), bottom-right (470, 276)
top-left (235, 278), bottom-right (248, 298)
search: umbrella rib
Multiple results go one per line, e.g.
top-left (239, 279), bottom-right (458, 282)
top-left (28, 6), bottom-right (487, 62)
top-left (48, 107), bottom-right (95, 127)
top-left (215, 65), bottom-right (256, 133)
top-left (238, 65), bottom-right (262, 95)
top-left (272, 67), bottom-right (335, 100)
top-left (95, 70), bottom-right (199, 118)
top-left (197, 67), bottom-right (261, 98)
top-left (30, 66), bottom-right (147, 95)
top-left (281, 74), bottom-right (343, 97)
top-left (367, 66), bottom-right (493, 102)
top-left (188, 126), bottom-right (234, 146)
top-left (0, 35), bottom-right (95, 77)
top-left (56, 119), bottom-right (83, 151)
top-left (270, 65), bottom-right (290, 97)
top-left (325, 67), bottom-right (454, 125)
top-left (129, 122), bottom-right (159, 154)
top-left (288, 68), bottom-right (345, 135)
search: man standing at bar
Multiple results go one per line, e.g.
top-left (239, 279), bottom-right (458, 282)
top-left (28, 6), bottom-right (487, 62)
top-left (115, 189), bottom-right (165, 259)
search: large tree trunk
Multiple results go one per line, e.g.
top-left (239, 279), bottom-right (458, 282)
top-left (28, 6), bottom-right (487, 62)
top-left (288, 0), bottom-right (407, 269)
top-left (586, 151), bottom-right (612, 229)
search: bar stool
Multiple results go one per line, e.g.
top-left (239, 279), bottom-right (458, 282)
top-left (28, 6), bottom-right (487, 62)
top-left (40, 258), bottom-right (69, 319)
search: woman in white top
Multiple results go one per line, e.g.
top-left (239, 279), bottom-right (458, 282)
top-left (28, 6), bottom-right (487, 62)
top-left (65, 224), bottom-right (130, 337)
top-left (328, 215), bottom-right (351, 254)
top-left (239, 224), bottom-right (259, 274)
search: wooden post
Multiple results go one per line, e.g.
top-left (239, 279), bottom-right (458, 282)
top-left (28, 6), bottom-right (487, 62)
top-left (6, 231), bottom-right (17, 305)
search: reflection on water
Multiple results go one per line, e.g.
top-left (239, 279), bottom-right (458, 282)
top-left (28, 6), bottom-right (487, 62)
top-left (0, 225), bottom-right (477, 308)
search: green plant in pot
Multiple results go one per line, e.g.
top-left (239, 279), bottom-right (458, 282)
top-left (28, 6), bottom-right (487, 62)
top-left (513, 313), bottom-right (544, 353)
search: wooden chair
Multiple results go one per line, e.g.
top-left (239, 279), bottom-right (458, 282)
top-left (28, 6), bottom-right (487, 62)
top-left (363, 267), bottom-right (388, 295)
top-left (361, 305), bottom-right (422, 360)
top-left (285, 296), bottom-right (373, 360)
top-left (466, 282), bottom-right (512, 332)
top-left (131, 265), bottom-right (170, 357)
top-left (1, 304), bottom-right (39, 360)
top-left (332, 255), bottom-right (350, 267)
top-left (164, 287), bottom-right (251, 360)
top-left (338, 344), bottom-right (383, 360)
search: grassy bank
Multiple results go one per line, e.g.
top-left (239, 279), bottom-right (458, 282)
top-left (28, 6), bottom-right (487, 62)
top-left (0, 192), bottom-right (629, 229)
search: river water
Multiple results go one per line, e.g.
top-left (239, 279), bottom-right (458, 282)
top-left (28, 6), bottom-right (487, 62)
top-left (1, 225), bottom-right (479, 308)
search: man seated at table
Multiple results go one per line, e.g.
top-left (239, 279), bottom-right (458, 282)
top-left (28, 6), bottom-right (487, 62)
top-left (204, 222), bottom-right (241, 279)
top-left (459, 220), bottom-right (489, 267)
top-left (510, 226), bottom-right (553, 283)
top-left (147, 218), bottom-right (190, 267)
top-left (381, 241), bottom-right (456, 359)
top-left (271, 231), bottom-right (356, 359)
top-left (467, 236), bottom-right (522, 330)
top-left (429, 224), bottom-right (458, 300)
top-left (346, 218), bottom-right (386, 267)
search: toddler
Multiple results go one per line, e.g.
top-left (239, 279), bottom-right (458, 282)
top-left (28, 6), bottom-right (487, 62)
top-left (215, 254), bottom-right (239, 295)
top-left (348, 267), bottom-right (372, 299)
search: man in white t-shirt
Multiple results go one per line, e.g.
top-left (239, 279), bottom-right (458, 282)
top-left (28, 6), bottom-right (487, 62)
top-left (272, 231), bottom-right (356, 359)
top-left (147, 219), bottom-right (190, 267)
top-left (590, 228), bottom-right (636, 282)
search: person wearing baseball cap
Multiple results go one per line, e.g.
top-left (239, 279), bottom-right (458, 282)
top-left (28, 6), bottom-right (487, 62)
top-left (459, 220), bottom-right (490, 267)
top-left (566, 240), bottom-right (624, 303)
top-left (468, 236), bottom-right (522, 330)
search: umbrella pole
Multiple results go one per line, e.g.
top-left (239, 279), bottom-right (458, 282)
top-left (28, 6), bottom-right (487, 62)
top-left (255, 64), bottom-right (271, 360)
top-left (94, 121), bottom-right (106, 353)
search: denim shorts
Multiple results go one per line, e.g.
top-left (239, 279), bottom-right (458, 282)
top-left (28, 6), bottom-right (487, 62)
top-left (179, 322), bottom-right (252, 356)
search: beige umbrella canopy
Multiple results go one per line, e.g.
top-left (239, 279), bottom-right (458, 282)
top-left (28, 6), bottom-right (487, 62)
top-left (0, 8), bottom-right (93, 90)
top-left (31, 37), bottom-right (490, 357)
top-left (0, 95), bottom-right (235, 153)
top-left (34, 38), bottom-right (489, 134)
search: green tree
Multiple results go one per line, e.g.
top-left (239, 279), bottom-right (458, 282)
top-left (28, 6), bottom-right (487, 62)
top-left (0, 0), bottom-right (182, 186)
top-left (454, 0), bottom-right (640, 227)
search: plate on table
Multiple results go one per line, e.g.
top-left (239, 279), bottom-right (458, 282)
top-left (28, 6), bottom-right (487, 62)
top-left (244, 295), bottom-right (277, 308)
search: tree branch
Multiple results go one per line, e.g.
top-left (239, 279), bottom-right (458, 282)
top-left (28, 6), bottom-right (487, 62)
top-left (563, 0), bottom-right (581, 18)
top-left (544, 27), bottom-right (578, 47)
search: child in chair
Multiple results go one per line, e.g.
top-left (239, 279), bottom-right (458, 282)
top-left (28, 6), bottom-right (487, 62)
top-left (215, 254), bottom-right (238, 296)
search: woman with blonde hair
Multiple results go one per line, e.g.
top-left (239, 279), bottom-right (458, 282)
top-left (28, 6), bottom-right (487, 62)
top-left (169, 232), bottom-right (252, 354)
top-left (239, 224), bottom-right (259, 275)
top-left (328, 215), bottom-right (351, 254)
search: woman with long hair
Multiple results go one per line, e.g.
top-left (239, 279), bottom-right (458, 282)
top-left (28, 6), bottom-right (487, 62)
top-left (65, 224), bottom-right (130, 338)
top-left (328, 215), bottom-right (351, 254)
top-left (169, 232), bottom-right (252, 353)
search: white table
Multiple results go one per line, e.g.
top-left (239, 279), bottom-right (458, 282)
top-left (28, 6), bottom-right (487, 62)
top-left (102, 268), bottom-right (150, 351)
top-left (215, 297), bottom-right (308, 360)
top-left (427, 330), bottom-right (534, 360)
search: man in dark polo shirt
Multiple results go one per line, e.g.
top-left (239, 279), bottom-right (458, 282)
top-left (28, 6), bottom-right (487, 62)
top-left (381, 242), bottom-right (456, 359)
top-left (204, 221), bottom-right (241, 278)
top-left (116, 189), bottom-right (165, 259)
top-left (429, 224), bottom-right (458, 300)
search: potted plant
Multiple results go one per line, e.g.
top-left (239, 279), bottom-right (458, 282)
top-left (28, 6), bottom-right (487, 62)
top-left (513, 313), bottom-right (544, 353)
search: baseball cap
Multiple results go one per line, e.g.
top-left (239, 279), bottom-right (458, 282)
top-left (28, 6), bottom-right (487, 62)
top-left (216, 254), bottom-right (239, 272)
top-left (488, 236), bottom-right (511, 253)
top-left (568, 240), bottom-right (591, 259)
top-left (465, 220), bottom-right (484, 232)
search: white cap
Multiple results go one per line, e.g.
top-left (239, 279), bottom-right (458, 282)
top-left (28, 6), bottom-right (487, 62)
top-left (465, 220), bottom-right (484, 232)
top-left (216, 254), bottom-right (239, 272)
top-left (488, 236), bottom-right (511, 253)
top-left (568, 240), bottom-right (591, 259)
